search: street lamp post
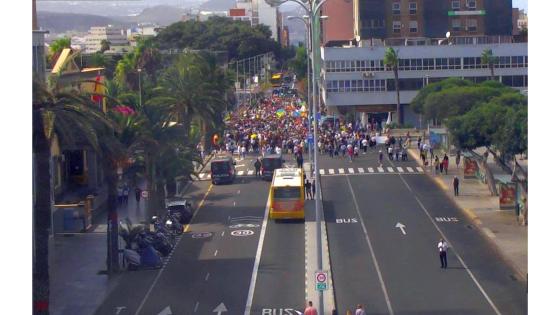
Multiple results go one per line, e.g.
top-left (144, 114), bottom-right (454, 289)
top-left (267, 1), bottom-right (329, 313)
top-left (137, 68), bottom-right (142, 108)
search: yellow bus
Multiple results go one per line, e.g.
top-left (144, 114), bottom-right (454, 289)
top-left (269, 168), bottom-right (305, 220)
top-left (270, 73), bottom-right (283, 87)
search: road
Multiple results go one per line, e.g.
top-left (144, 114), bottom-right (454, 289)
top-left (94, 154), bottom-right (306, 315)
top-left (320, 148), bottom-right (527, 314)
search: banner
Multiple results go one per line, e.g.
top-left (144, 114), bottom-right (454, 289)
top-left (463, 157), bottom-right (478, 179)
top-left (499, 182), bottom-right (517, 210)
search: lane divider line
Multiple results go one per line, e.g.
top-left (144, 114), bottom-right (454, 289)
top-left (244, 194), bottom-right (271, 315)
top-left (135, 184), bottom-right (213, 315)
top-left (346, 176), bottom-right (395, 315)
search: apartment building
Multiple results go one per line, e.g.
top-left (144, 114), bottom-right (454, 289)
top-left (85, 26), bottom-right (129, 53)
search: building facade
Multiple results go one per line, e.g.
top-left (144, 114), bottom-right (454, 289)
top-left (354, 0), bottom-right (513, 43)
top-left (321, 42), bottom-right (527, 127)
top-left (322, 0), bottom-right (355, 46)
top-left (85, 26), bottom-right (128, 53)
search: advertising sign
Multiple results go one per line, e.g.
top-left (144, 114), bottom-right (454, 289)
top-left (463, 157), bottom-right (478, 179)
top-left (499, 182), bottom-right (517, 210)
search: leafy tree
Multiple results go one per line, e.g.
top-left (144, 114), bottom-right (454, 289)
top-left (410, 78), bottom-right (473, 114)
top-left (384, 47), bottom-right (401, 125)
top-left (289, 46), bottom-right (308, 80)
top-left (100, 39), bottom-right (111, 53)
top-left (481, 49), bottom-right (497, 80)
top-left (49, 37), bottom-right (71, 55)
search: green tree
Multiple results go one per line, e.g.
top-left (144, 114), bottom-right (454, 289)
top-left (410, 78), bottom-right (473, 114)
top-left (100, 39), bottom-right (111, 53)
top-left (32, 79), bottom-right (123, 314)
top-left (49, 37), bottom-right (71, 55)
top-left (384, 47), bottom-right (401, 125)
top-left (481, 48), bottom-right (497, 80)
top-left (289, 45), bottom-right (308, 80)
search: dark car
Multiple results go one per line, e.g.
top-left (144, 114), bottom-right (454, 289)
top-left (210, 156), bottom-right (236, 184)
top-left (165, 197), bottom-right (193, 224)
top-left (261, 154), bottom-right (284, 181)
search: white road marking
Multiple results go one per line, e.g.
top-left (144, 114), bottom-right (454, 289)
top-left (329, 169), bottom-right (335, 174)
top-left (346, 176), bottom-right (394, 315)
top-left (358, 168), bottom-right (365, 173)
top-left (194, 302), bottom-right (199, 313)
top-left (377, 167), bottom-right (385, 172)
top-left (407, 167), bottom-right (414, 172)
top-left (244, 195), bottom-right (272, 315)
top-left (248, 170), bottom-right (254, 175)
top-left (348, 168), bottom-right (355, 174)
top-left (319, 169), bottom-right (325, 175)
top-left (396, 173), bottom-right (503, 315)
top-left (237, 190), bottom-right (241, 194)
top-left (387, 167), bottom-right (394, 173)
top-left (416, 167), bottom-right (424, 172)
top-left (221, 231), bottom-right (225, 237)
top-left (237, 171), bottom-right (244, 176)
top-left (214, 250), bottom-right (218, 256)
top-left (339, 168), bottom-right (345, 174)
top-left (368, 167), bottom-right (375, 173)
top-left (205, 273), bottom-right (210, 281)
top-left (397, 167), bottom-right (404, 173)
top-left (233, 201), bottom-right (236, 207)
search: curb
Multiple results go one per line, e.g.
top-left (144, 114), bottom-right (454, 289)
top-left (407, 148), bottom-right (527, 282)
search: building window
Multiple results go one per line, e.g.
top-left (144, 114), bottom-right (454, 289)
top-left (467, 19), bottom-right (478, 32)
top-left (399, 59), bottom-right (410, 71)
top-left (451, 0), bottom-right (460, 10)
top-left (452, 19), bottom-right (461, 31)
top-left (466, 0), bottom-right (476, 10)
top-left (392, 3), bottom-right (401, 15)
top-left (449, 57), bottom-right (461, 69)
top-left (422, 58), bottom-right (435, 70)
top-left (409, 20), bottom-right (418, 33)
top-left (410, 58), bottom-right (422, 70)
top-left (393, 21), bottom-right (401, 33)
top-left (435, 58), bottom-right (449, 70)
top-left (463, 57), bottom-right (476, 69)
top-left (409, 2), bottom-right (417, 14)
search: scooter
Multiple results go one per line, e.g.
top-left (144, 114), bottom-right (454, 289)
top-left (119, 219), bottom-right (173, 257)
top-left (122, 237), bottom-right (163, 270)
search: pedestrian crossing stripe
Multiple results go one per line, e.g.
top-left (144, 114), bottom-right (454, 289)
top-left (416, 167), bottom-right (424, 172)
top-left (368, 167), bottom-right (374, 173)
top-left (387, 167), bottom-right (394, 173)
top-left (247, 170), bottom-right (254, 175)
top-left (358, 168), bottom-right (364, 173)
top-left (329, 169), bottom-right (335, 174)
top-left (377, 167), bottom-right (385, 172)
top-left (339, 168), bottom-right (345, 174)
top-left (407, 167), bottom-right (414, 172)
top-left (397, 167), bottom-right (404, 173)
top-left (237, 171), bottom-right (244, 176)
top-left (319, 169), bottom-right (325, 175)
top-left (348, 168), bottom-right (355, 174)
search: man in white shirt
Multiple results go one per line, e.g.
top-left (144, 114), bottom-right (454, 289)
top-left (437, 239), bottom-right (448, 268)
top-left (355, 304), bottom-right (366, 315)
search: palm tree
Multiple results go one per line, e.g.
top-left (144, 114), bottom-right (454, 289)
top-left (384, 47), bottom-right (402, 125)
top-left (481, 49), bottom-right (497, 81)
top-left (148, 52), bottom-right (227, 140)
top-left (33, 80), bottom-right (123, 314)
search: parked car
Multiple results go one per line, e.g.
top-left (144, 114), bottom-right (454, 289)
top-left (165, 197), bottom-right (193, 224)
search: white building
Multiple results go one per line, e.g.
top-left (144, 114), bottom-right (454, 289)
top-left (85, 25), bottom-right (128, 53)
top-left (321, 39), bottom-right (528, 127)
top-left (255, 0), bottom-right (279, 41)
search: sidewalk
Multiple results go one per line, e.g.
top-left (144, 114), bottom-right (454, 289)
top-left (408, 148), bottom-right (528, 282)
top-left (49, 157), bottom-right (211, 315)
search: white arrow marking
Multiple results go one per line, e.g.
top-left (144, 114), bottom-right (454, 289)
top-left (157, 306), bottom-right (172, 315)
top-left (213, 302), bottom-right (228, 314)
top-left (295, 311), bottom-right (302, 315)
top-left (115, 306), bottom-right (126, 315)
top-left (395, 222), bottom-right (406, 235)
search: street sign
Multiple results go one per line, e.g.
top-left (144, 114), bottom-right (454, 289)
top-left (231, 230), bottom-right (254, 236)
top-left (315, 270), bottom-right (329, 291)
top-left (191, 232), bottom-right (213, 239)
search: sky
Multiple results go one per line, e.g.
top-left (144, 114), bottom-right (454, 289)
top-left (513, 0), bottom-right (528, 13)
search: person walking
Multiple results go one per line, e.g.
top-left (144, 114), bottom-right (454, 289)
top-left (254, 158), bottom-right (262, 178)
top-left (455, 151), bottom-right (461, 169)
top-left (135, 187), bottom-right (142, 209)
top-left (241, 145), bottom-right (247, 159)
top-left (305, 180), bottom-right (312, 200)
top-left (123, 184), bottom-right (129, 206)
top-left (355, 304), bottom-right (366, 315)
top-left (304, 301), bottom-right (318, 315)
top-left (443, 154), bottom-right (449, 174)
top-left (453, 176), bottom-right (460, 196)
top-left (311, 180), bottom-right (316, 200)
top-left (438, 238), bottom-right (448, 268)
top-left (388, 146), bottom-right (393, 160)
top-left (117, 184), bottom-right (124, 206)
top-left (378, 150), bottom-right (384, 166)
top-left (434, 156), bottom-right (440, 174)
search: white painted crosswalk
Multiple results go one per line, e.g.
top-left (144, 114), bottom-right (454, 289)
top-left (319, 169), bottom-right (325, 175)
top-left (387, 167), bottom-right (394, 173)
top-left (348, 168), bottom-right (355, 174)
top-left (329, 169), bottom-right (335, 174)
top-left (397, 167), bottom-right (404, 173)
top-left (339, 168), bottom-right (345, 174)
top-left (358, 168), bottom-right (364, 173)
top-left (367, 167), bottom-right (374, 173)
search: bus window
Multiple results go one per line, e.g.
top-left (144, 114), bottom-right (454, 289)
top-left (273, 187), bottom-right (301, 199)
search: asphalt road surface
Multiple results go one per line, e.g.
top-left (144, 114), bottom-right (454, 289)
top-left (320, 149), bottom-right (526, 315)
top-left (94, 154), bottom-right (306, 315)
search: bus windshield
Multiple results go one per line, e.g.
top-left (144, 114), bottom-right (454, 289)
top-left (263, 158), bottom-right (282, 170)
top-left (273, 187), bottom-right (301, 199)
